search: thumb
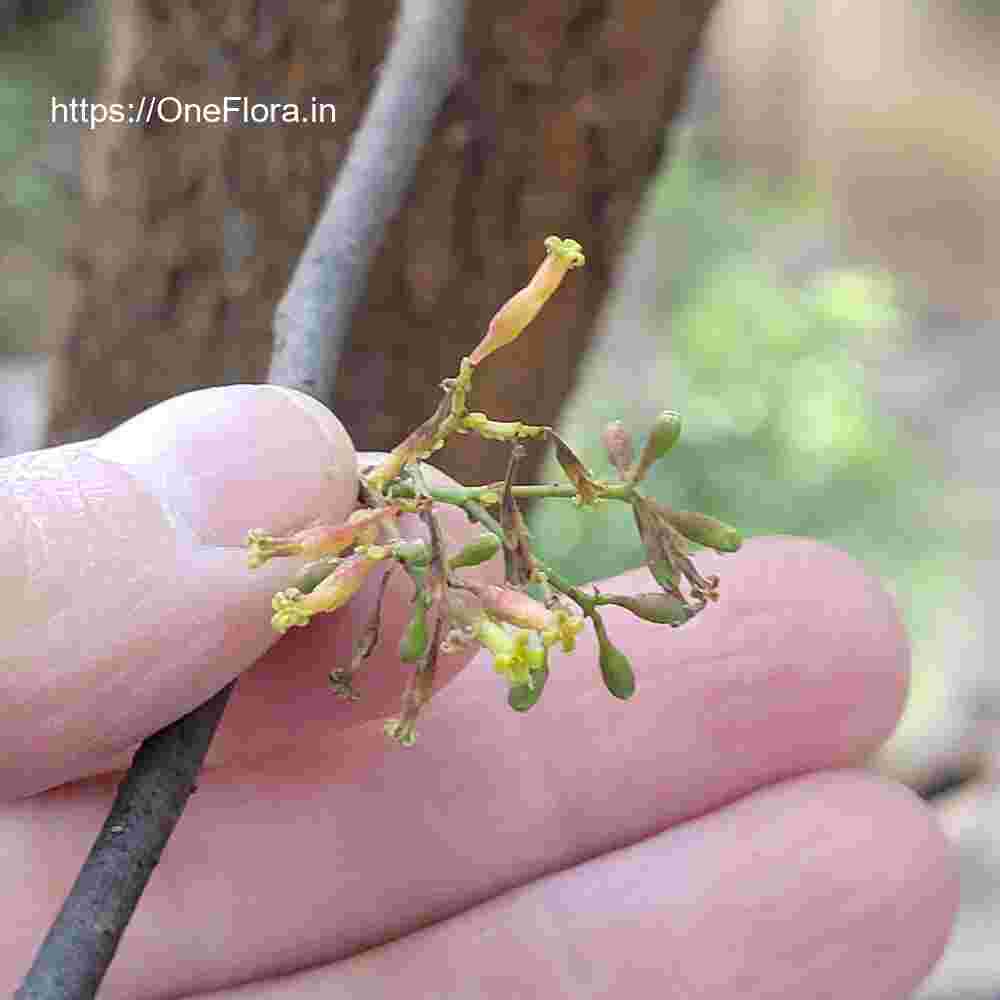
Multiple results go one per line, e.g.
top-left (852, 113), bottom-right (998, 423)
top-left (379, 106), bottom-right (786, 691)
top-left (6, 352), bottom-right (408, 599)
top-left (0, 384), bottom-right (357, 800)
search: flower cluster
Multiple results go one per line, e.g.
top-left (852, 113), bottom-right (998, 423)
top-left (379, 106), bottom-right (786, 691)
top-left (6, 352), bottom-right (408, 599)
top-left (245, 237), bottom-right (742, 744)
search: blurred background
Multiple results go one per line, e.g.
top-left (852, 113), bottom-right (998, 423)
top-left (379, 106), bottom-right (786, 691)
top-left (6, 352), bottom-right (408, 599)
top-left (1, 1), bottom-right (996, 995)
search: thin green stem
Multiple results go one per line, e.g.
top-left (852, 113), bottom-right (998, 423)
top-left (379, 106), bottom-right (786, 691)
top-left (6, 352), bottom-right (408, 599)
top-left (459, 498), bottom-right (504, 540)
top-left (459, 500), bottom-right (599, 618)
top-left (389, 480), bottom-right (637, 506)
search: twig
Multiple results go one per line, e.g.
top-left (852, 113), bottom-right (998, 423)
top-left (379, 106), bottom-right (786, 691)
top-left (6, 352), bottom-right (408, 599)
top-left (17, 2), bottom-right (466, 997)
top-left (269, 0), bottom-right (466, 401)
top-left (14, 683), bottom-right (235, 1000)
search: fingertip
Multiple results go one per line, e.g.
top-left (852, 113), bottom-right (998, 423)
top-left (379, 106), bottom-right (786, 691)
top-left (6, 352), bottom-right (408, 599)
top-left (91, 384), bottom-right (359, 546)
top-left (0, 385), bottom-right (360, 796)
top-left (575, 535), bottom-right (910, 781)
top-left (771, 769), bottom-right (960, 985)
top-left (725, 535), bottom-right (911, 745)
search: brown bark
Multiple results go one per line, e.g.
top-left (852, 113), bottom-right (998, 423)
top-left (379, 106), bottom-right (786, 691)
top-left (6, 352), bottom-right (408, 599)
top-left (49, 0), bottom-right (717, 484)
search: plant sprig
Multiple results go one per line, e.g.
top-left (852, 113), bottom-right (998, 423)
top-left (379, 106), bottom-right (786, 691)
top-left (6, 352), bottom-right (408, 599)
top-left (247, 236), bottom-right (743, 744)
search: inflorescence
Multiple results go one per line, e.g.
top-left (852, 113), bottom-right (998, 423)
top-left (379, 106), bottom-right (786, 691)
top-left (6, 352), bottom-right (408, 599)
top-left (246, 236), bottom-right (742, 745)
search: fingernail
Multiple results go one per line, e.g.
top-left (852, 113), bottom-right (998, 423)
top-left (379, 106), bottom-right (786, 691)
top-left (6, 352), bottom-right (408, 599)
top-left (89, 384), bottom-right (357, 546)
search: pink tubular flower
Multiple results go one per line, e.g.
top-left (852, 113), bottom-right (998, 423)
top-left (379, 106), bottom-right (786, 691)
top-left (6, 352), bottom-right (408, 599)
top-left (248, 506), bottom-right (399, 568)
top-left (468, 236), bottom-right (585, 366)
top-left (470, 584), bottom-right (552, 629)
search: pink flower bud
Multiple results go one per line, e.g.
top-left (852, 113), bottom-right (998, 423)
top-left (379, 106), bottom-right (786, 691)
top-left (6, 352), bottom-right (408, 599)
top-left (602, 421), bottom-right (634, 478)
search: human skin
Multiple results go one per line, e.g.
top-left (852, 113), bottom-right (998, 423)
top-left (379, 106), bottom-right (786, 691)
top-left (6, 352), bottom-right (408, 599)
top-left (0, 385), bottom-right (958, 998)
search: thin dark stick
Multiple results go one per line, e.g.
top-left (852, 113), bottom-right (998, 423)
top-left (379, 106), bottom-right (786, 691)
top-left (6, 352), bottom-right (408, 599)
top-left (270, 0), bottom-right (465, 401)
top-left (17, 1), bottom-right (466, 996)
top-left (15, 682), bottom-right (234, 1000)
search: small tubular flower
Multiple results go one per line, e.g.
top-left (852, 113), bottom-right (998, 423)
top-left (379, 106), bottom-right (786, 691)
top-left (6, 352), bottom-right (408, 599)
top-left (270, 550), bottom-right (385, 633)
top-left (248, 506), bottom-right (399, 568)
top-left (468, 236), bottom-right (585, 366)
top-left (471, 584), bottom-right (551, 629)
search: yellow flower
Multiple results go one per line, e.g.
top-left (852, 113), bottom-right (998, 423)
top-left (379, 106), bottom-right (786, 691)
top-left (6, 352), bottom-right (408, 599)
top-left (270, 550), bottom-right (385, 633)
top-left (540, 609), bottom-right (585, 653)
top-left (465, 583), bottom-right (584, 653)
top-left (472, 617), bottom-right (545, 687)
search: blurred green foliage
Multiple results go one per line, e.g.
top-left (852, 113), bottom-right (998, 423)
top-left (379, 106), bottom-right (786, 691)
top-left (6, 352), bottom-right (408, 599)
top-left (527, 128), bottom-right (962, 662)
top-left (0, 9), bottom-right (101, 353)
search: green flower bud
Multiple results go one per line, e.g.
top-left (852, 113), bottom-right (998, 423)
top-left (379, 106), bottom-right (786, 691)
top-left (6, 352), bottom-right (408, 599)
top-left (630, 410), bottom-right (682, 482)
top-left (392, 540), bottom-right (431, 566)
top-left (507, 660), bottom-right (550, 712)
top-left (660, 509), bottom-right (742, 553)
top-left (592, 614), bottom-right (635, 699)
top-left (399, 599), bottom-right (429, 662)
top-left (594, 591), bottom-right (694, 626)
top-left (599, 637), bottom-right (635, 700)
top-left (448, 533), bottom-right (502, 570)
top-left (293, 557), bottom-right (341, 594)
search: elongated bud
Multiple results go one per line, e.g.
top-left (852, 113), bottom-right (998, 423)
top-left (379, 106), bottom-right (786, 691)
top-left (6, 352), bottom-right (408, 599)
top-left (469, 236), bottom-right (585, 366)
top-left (592, 615), bottom-right (635, 699)
top-left (629, 410), bottom-right (682, 483)
top-left (293, 556), bottom-right (342, 594)
top-left (508, 659), bottom-right (550, 712)
top-left (448, 533), bottom-right (502, 570)
top-left (399, 598), bottom-right (429, 662)
top-left (392, 540), bottom-right (431, 566)
top-left (594, 591), bottom-right (695, 626)
top-left (602, 421), bottom-right (634, 478)
top-left (657, 507), bottom-right (742, 553)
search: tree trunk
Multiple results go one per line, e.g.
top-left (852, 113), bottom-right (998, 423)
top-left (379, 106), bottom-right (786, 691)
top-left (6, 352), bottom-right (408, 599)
top-left (48, 0), bottom-right (716, 484)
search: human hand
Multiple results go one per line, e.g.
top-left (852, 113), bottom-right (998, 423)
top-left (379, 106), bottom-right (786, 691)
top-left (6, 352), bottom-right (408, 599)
top-left (1, 385), bottom-right (957, 998)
